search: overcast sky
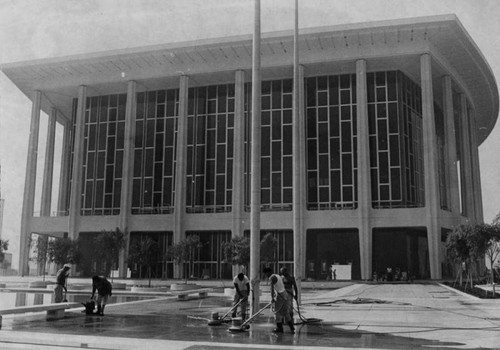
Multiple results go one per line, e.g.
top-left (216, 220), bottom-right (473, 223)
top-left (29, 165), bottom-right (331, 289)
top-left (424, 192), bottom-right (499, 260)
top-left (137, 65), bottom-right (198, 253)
top-left (1, 0), bottom-right (499, 268)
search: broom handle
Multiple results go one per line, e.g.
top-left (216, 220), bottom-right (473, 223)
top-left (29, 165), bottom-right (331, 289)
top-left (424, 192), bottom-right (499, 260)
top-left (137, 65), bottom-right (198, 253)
top-left (240, 302), bottom-right (272, 328)
top-left (221, 298), bottom-right (244, 320)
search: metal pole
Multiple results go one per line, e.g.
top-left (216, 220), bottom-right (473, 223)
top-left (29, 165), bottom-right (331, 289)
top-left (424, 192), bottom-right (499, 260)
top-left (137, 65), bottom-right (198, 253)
top-left (250, 0), bottom-right (262, 315)
top-left (292, 0), bottom-right (302, 303)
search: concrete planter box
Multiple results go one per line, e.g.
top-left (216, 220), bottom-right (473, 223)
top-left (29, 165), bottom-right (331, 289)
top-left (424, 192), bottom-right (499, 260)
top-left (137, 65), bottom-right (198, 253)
top-left (170, 283), bottom-right (199, 291)
top-left (130, 286), bottom-right (168, 293)
top-left (111, 283), bottom-right (127, 290)
top-left (68, 284), bottom-right (88, 290)
top-left (29, 281), bottom-right (49, 288)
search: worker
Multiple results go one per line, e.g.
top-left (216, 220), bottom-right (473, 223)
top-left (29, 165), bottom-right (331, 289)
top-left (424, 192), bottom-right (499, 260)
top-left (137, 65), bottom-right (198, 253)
top-left (91, 275), bottom-right (112, 316)
top-left (279, 266), bottom-right (298, 320)
top-left (54, 263), bottom-right (71, 303)
top-left (232, 272), bottom-right (250, 321)
top-left (263, 267), bottom-right (294, 334)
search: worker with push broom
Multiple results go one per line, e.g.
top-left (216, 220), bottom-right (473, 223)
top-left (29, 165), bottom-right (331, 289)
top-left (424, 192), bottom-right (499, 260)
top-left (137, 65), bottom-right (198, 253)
top-left (263, 267), bottom-right (295, 334)
top-left (232, 272), bottom-right (250, 322)
top-left (54, 263), bottom-right (71, 303)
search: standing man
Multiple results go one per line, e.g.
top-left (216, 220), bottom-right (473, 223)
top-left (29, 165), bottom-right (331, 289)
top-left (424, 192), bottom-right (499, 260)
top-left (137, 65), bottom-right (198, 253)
top-left (263, 267), bottom-right (294, 334)
top-left (232, 272), bottom-right (250, 321)
top-left (54, 263), bottom-right (71, 303)
top-left (91, 276), bottom-right (113, 316)
top-left (279, 267), bottom-right (298, 320)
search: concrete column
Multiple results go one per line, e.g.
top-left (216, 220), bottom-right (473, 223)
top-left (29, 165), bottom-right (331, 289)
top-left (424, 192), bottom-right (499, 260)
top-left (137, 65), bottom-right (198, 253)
top-left (174, 75), bottom-right (189, 278)
top-left (250, 0), bottom-right (262, 315)
top-left (19, 90), bottom-right (42, 275)
top-left (232, 70), bottom-right (246, 241)
top-left (119, 81), bottom-right (137, 277)
top-left (68, 86), bottom-right (87, 240)
top-left (420, 54), bottom-right (441, 279)
top-left (57, 120), bottom-right (71, 216)
top-left (41, 108), bottom-right (57, 217)
top-left (459, 94), bottom-right (473, 219)
top-left (356, 60), bottom-right (372, 280)
top-left (469, 112), bottom-right (483, 223)
top-left (442, 76), bottom-right (460, 214)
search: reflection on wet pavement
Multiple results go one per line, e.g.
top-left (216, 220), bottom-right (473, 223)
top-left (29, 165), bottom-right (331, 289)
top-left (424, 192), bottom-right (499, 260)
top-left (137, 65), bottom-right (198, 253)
top-left (3, 295), bottom-right (467, 349)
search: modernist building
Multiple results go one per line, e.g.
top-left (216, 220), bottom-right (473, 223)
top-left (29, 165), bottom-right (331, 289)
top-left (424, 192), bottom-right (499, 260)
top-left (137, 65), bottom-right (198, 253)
top-left (2, 15), bottom-right (497, 280)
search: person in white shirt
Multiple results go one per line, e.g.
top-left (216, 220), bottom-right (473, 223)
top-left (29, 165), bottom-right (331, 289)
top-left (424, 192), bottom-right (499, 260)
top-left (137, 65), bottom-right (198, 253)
top-left (263, 267), bottom-right (294, 334)
top-left (232, 272), bottom-right (250, 321)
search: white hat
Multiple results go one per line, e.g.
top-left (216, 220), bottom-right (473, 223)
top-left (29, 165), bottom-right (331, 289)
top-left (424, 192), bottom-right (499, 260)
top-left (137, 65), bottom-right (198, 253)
top-left (63, 263), bottom-right (72, 269)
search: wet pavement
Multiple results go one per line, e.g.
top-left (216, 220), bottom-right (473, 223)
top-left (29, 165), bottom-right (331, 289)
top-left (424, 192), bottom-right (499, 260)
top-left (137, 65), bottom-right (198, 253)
top-left (1, 283), bottom-right (499, 349)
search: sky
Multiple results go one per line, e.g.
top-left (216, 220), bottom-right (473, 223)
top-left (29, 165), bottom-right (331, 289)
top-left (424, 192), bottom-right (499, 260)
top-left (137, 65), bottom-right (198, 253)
top-left (0, 0), bottom-right (499, 268)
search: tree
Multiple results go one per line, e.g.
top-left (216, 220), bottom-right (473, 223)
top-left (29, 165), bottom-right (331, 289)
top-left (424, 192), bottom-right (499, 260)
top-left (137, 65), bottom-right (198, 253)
top-left (93, 227), bottom-right (125, 278)
top-left (48, 237), bottom-right (80, 268)
top-left (260, 232), bottom-right (277, 269)
top-left (127, 236), bottom-right (161, 287)
top-left (446, 224), bottom-right (474, 287)
top-left (33, 236), bottom-right (49, 281)
top-left (168, 235), bottom-right (203, 283)
top-left (0, 239), bottom-right (9, 264)
top-left (467, 223), bottom-right (500, 295)
top-left (446, 223), bottom-right (500, 294)
top-left (222, 236), bottom-right (250, 273)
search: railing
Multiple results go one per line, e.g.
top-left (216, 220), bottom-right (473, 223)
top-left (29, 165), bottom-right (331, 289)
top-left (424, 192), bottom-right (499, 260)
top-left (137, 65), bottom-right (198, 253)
top-left (244, 204), bottom-right (293, 212)
top-left (186, 206), bottom-right (231, 214)
top-left (131, 206), bottom-right (174, 215)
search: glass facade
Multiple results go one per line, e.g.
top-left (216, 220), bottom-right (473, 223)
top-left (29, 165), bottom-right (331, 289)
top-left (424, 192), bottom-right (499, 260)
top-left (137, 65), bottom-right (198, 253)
top-left (79, 94), bottom-right (126, 215)
top-left (367, 71), bottom-right (424, 208)
top-left (186, 84), bottom-right (235, 213)
top-left (132, 90), bottom-right (178, 214)
top-left (129, 231), bottom-right (173, 279)
top-left (244, 79), bottom-right (294, 211)
top-left (306, 74), bottom-right (358, 210)
top-left (188, 231), bottom-right (232, 279)
top-left (70, 70), bottom-right (428, 216)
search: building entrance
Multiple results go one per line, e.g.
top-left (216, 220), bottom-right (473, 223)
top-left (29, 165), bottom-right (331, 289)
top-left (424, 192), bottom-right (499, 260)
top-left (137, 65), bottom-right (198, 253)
top-left (306, 229), bottom-right (361, 280)
top-left (372, 227), bottom-right (429, 280)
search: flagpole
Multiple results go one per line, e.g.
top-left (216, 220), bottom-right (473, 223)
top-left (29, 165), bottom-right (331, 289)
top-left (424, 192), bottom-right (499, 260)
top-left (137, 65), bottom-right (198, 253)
top-left (292, 0), bottom-right (303, 302)
top-left (250, 0), bottom-right (262, 316)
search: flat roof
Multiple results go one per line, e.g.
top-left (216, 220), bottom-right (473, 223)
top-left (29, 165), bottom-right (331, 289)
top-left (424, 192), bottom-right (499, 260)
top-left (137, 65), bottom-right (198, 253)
top-left (1, 14), bottom-right (497, 143)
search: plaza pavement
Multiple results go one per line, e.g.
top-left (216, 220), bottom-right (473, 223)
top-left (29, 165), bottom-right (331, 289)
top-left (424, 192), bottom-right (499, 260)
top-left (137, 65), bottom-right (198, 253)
top-left (0, 279), bottom-right (499, 350)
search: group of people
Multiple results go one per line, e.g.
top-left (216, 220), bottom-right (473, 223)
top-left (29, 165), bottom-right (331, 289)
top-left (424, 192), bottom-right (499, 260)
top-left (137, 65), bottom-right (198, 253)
top-left (56, 263), bottom-right (298, 331)
top-left (232, 266), bottom-right (298, 334)
top-left (54, 264), bottom-right (113, 316)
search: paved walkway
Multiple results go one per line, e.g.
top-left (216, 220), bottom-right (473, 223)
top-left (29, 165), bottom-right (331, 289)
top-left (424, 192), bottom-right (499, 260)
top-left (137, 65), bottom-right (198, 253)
top-left (0, 282), bottom-right (499, 350)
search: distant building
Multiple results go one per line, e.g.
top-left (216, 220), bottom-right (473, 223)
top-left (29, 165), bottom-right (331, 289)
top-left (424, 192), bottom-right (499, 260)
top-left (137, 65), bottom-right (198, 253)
top-left (2, 15), bottom-right (498, 280)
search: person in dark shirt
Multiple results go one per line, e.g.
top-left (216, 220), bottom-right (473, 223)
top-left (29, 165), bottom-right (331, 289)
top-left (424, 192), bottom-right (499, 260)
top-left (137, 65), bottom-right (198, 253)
top-left (54, 264), bottom-right (71, 303)
top-left (91, 275), bottom-right (112, 316)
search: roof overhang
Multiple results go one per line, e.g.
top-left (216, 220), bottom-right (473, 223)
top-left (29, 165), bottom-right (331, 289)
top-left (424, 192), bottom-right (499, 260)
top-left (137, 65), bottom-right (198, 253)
top-left (1, 14), bottom-right (497, 143)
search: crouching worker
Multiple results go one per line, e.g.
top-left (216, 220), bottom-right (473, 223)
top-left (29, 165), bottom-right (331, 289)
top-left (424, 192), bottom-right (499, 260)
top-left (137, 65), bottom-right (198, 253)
top-left (263, 267), bottom-right (294, 334)
top-left (232, 272), bottom-right (250, 321)
top-left (91, 276), bottom-right (112, 316)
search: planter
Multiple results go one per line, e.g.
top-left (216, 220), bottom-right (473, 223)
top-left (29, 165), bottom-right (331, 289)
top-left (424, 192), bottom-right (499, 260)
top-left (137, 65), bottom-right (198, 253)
top-left (170, 283), bottom-right (199, 291)
top-left (130, 286), bottom-right (168, 293)
top-left (29, 281), bottom-right (49, 288)
top-left (112, 282), bottom-right (127, 290)
top-left (68, 284), bottom-right (88, 290)
top-left (224, 288), bottom-right (235, 297)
